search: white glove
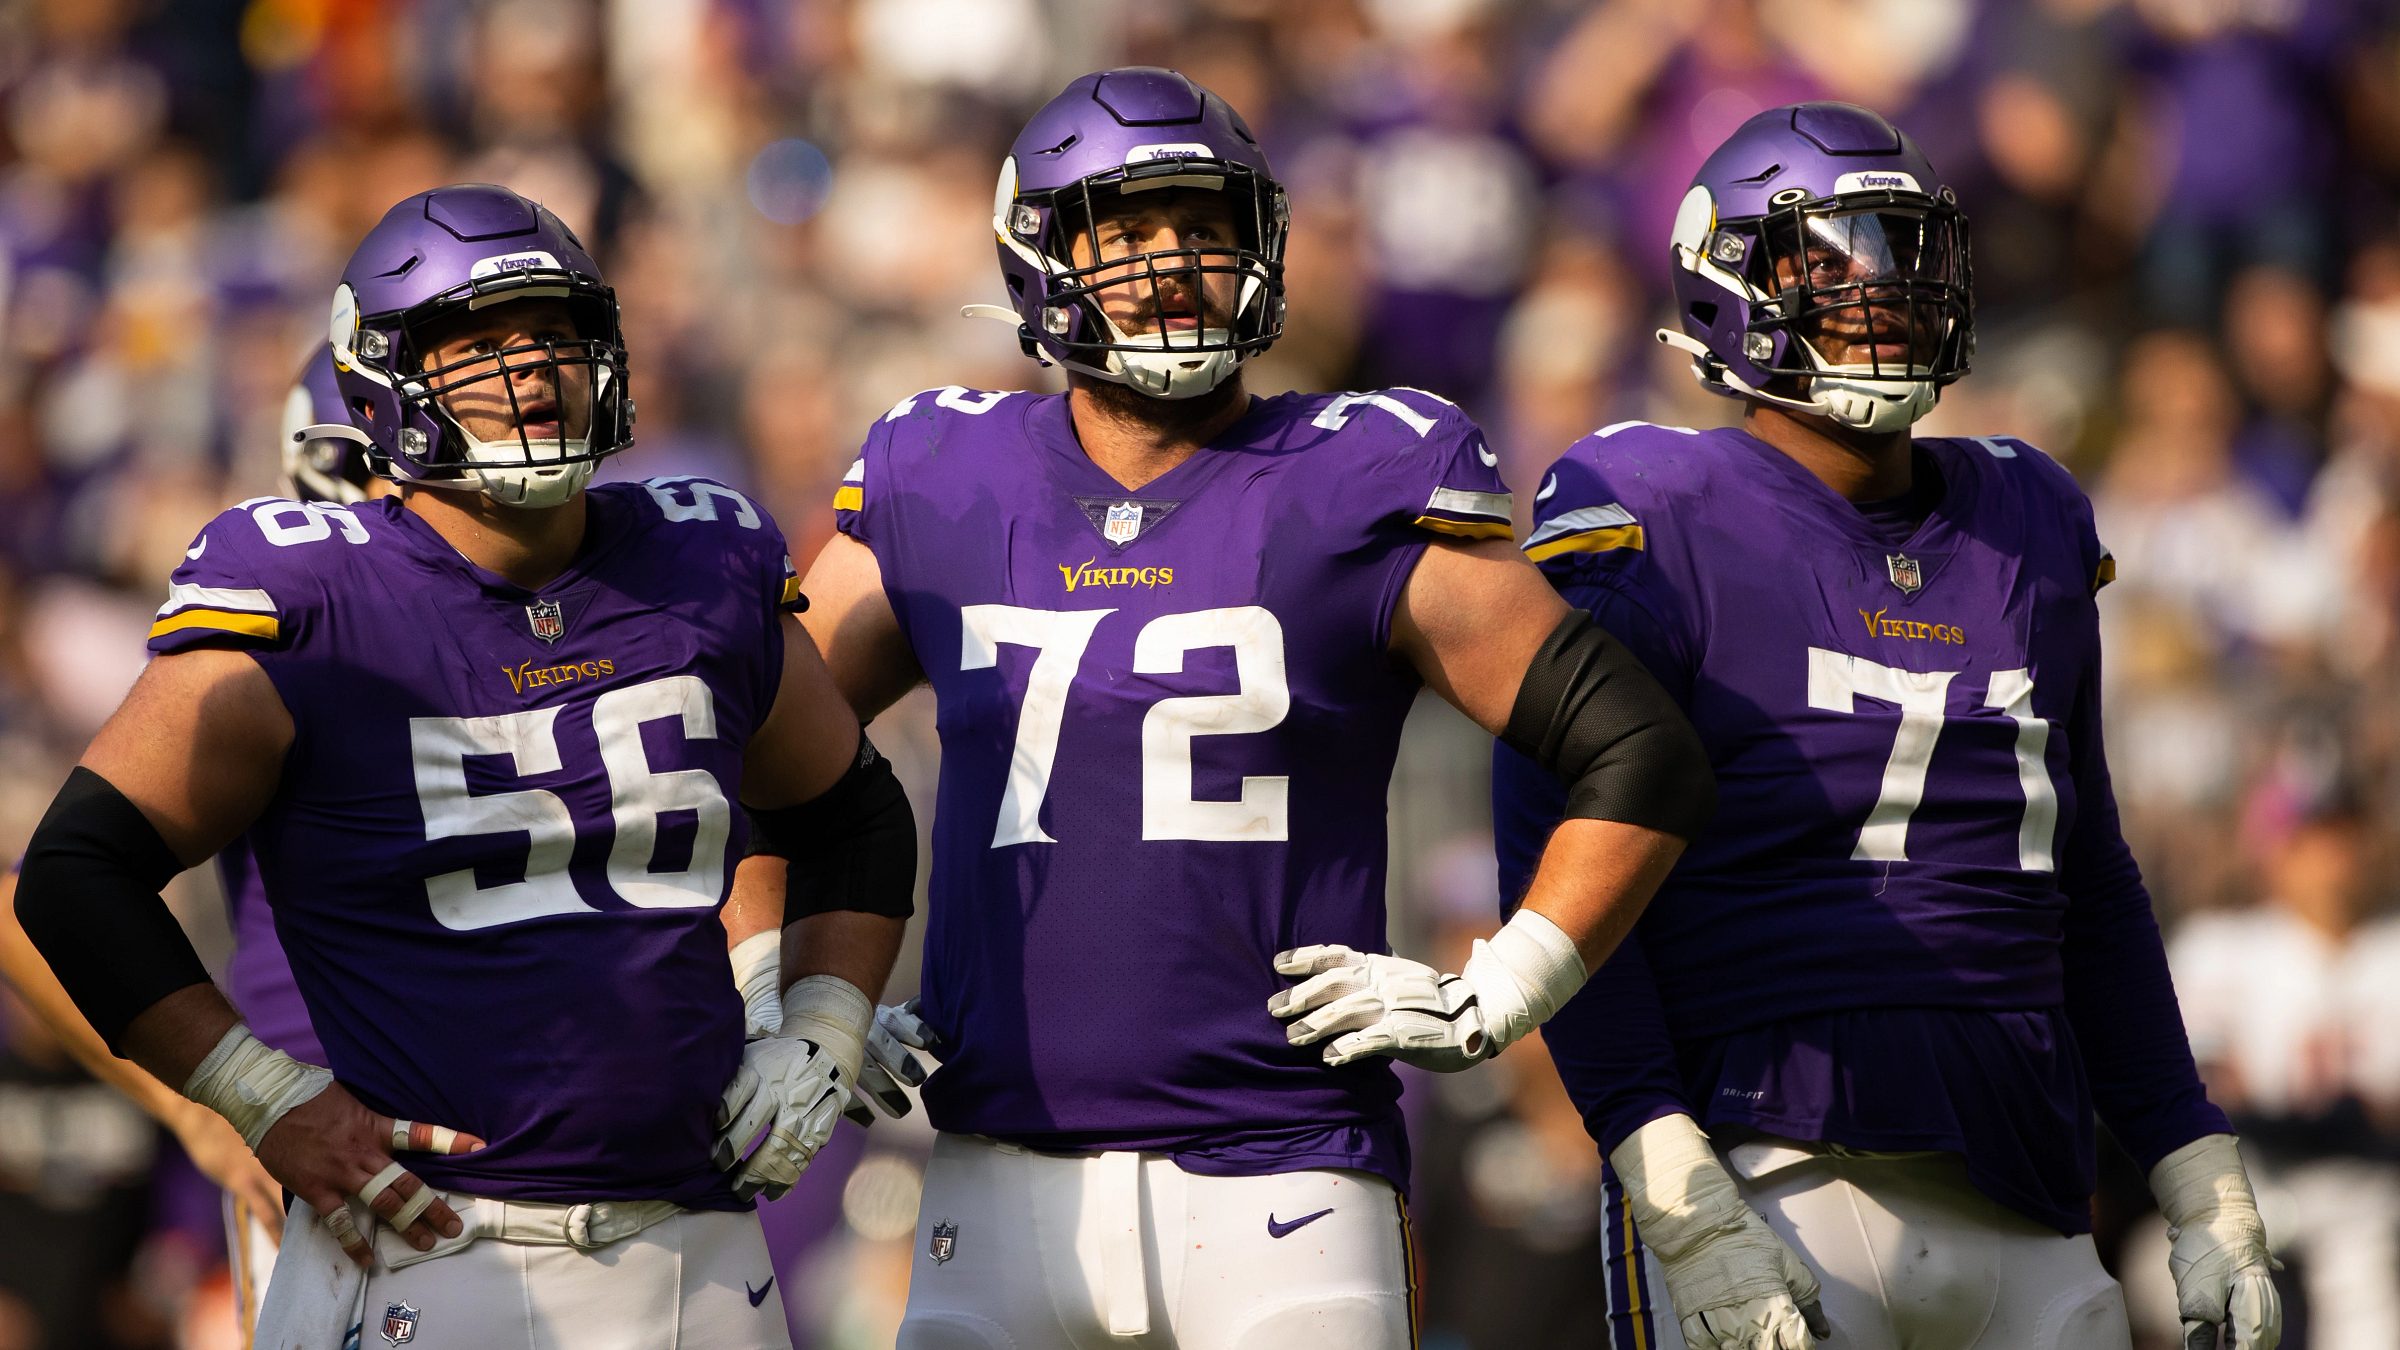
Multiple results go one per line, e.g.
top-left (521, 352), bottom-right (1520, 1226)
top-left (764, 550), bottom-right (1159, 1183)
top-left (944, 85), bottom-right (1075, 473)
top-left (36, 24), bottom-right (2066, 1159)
top-left (1610, 1115), bottom-right (1827, 1350)
top-left (843, 998), bottom-right (937, 1126)
top-left (713, 976), bottom-right (868, 1201)
top-left (728, 931), bottom-right (782, 1039)
top-left (2150, 1135), bottom-right (2281, 1350)
top-left (1269, 909), bottom-right (1587, 1072)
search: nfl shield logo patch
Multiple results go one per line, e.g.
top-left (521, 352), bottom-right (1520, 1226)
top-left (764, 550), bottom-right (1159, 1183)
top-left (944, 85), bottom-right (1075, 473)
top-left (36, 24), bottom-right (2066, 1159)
top-left (381, 1302), bottom-right (420, 1345)
top-left (1886, 553), bottom-right (1924, 595)
top-left (1103, 501), bottom-right (1143, 546)
top-left (525, 598), bottom-right (566, 644)
top-left (929, 1220), bottom-right (958, 1264)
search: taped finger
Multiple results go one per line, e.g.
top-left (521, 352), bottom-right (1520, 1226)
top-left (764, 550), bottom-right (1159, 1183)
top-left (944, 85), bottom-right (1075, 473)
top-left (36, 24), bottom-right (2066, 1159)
top-left (390, 1179), bottom-right (439, 1233)
top-left (358, 1160), bottom-right (409, 1213)
top-left (321, 1202), bottom-right (368, 1261)
top-left (390, 1119), bottom-right (473, 1154)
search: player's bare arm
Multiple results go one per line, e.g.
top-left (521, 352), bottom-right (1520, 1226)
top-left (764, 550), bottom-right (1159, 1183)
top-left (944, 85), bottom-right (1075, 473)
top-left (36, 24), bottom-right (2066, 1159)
top-left (1393, 537), bottom-right (1691, 967)
top-left (15, 648), bottom-right (480, 1266)
top-left (797, 532), bottom-right (925, 720)
top-left (1270, 535), bottom-right (1710, 1075)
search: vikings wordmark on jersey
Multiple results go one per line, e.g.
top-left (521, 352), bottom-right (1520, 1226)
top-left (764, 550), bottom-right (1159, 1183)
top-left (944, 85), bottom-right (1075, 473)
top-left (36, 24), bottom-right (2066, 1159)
top-left (149, 478), bottom-right (805, 1207)
top-left (837, 385), bottom-right (1510, 1188)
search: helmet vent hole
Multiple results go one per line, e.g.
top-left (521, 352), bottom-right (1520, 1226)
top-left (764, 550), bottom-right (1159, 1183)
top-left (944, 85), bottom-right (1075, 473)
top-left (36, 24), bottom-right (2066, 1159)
top-left (1689, 301), bottom-right (1718, 327)
top-left (1034, 133), bottom-right (1080, 156)
top-left (1734, 163), bottom-right (1783, 185)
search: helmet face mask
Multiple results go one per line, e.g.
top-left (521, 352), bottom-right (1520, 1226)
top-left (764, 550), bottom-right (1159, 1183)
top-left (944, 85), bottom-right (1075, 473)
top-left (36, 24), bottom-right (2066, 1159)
top-left (991, 68), bottom-right (1289, 401)
top-left (1662, 104), bottom-right (1975, 434)
top-left (329, 185), bottom-right (633, 509)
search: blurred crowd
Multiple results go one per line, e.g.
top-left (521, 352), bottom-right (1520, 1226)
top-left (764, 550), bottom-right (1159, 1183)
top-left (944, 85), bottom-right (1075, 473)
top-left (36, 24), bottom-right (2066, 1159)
top-left (2, 0), bottom-right (2399, 1346)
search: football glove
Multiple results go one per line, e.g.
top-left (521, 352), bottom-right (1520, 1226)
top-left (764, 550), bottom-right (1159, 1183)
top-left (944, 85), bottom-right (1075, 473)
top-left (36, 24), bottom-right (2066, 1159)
top-left (713, 976), bottom-right (869, 1201)
top-left (1269, 909), bottom-right (1586, 1072)
top-left (2150, 1135), bottom-right (2281, 1350)
top-left (1610, 1114), bottom-right (1828, 1350)
top-left (843, 998), bottom-right (936, 1126)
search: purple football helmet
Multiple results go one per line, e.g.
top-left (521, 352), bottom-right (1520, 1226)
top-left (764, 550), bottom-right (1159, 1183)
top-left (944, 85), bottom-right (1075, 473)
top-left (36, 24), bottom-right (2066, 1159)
top-left (981, 67), bottom-right (1288, 400)
top-left (280, 346), bottom-right (375, 504)
top-left (327, 184), bottom-right (631, 508)
top-left (1658, 103), bottom-right (1973, 434)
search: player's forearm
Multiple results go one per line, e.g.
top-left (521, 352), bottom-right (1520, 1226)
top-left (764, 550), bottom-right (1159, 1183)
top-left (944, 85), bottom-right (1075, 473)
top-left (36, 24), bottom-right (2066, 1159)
top-left (116, 981), bottom-right (245, 1090)
top-left (784, 910), bottom-right (906, 1003)
top-left (1518, 818), bottom-right (1685, 970)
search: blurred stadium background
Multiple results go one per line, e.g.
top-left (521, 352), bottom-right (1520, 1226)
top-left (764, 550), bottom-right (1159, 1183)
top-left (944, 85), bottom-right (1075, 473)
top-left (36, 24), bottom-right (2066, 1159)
top-left (2, 0), bottom-right (2399, 1346)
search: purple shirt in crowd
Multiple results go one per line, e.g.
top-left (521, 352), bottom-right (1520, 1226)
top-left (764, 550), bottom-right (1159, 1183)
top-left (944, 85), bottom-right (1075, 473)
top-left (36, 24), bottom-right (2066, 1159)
top-left (149, 480), bottom-right (802, 1208)
top-left (837, 386), bottom-right (1516, 1191)
top-left (1492, 422), bottom-right (2227, 1233)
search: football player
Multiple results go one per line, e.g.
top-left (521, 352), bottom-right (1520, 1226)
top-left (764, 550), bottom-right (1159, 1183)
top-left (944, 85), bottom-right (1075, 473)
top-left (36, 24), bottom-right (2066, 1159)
top-left (1493, 104), bottom-right (2280, 1350)
top-left (12, 184), bottom-right (916, 1349)
top-left (797, 68), bottom-right (1714, 1350)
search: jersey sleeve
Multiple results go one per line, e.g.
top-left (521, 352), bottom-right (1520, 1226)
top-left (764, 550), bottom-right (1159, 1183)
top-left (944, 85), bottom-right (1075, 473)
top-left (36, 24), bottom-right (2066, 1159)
top-left (2055, 525), bottom-right (2232, 1170)
top-left (1520, 427), bottom-right (1704, 698)
top-left (147, 501), bottom-right (316, 657)
top-left (1311, 389), bottom-right (1515, 649)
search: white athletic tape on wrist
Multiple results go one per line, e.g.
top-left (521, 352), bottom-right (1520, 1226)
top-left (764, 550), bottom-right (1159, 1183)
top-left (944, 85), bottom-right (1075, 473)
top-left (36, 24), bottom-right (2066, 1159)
top-left (1462, 908), bottom-right (1589, 1052)
top-left (181, 1024), bottom-right (334, 1150)
top-left (729, 931), bottom-right (784, 1037)
top-left (2150, 1134), bottom-right (2265, 1233)
top-left (1607, 1113), bottom-right (1746, 1259)
top-left (779, 975), bottom-right (872, 1086)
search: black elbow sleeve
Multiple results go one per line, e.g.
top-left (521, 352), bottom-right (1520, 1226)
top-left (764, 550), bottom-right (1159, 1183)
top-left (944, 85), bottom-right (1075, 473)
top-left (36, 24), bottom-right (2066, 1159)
top-left (1501, 612), bottom-right (1716, 841)
top-left (745, 734), bottom-right (917, 920)
top-left (15, 766), bottom-right (210, 1052)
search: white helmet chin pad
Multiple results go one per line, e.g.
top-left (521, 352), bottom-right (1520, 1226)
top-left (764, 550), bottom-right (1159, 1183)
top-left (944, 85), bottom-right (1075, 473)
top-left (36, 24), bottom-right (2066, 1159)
top-left (459, 431), bottom-right (596, 509)
top-left (1808, 365), bottom-right (1939, 434)
top-left (1099, 321), bottom-right (1243, 401)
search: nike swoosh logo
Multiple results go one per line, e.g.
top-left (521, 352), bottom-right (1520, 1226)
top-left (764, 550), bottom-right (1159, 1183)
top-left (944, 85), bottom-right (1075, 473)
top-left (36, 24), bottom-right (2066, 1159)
top-left (1476, 439), bottom-right (1499, 467)
top-left (186, 535), bottom-right (208, 560)
top-left (1267, 1207), bottom-right (1334, 1239)
top-left (746, 1278), bottom-right (775, 1307)
top-left (1536, 474), bottom-right (1557, 503)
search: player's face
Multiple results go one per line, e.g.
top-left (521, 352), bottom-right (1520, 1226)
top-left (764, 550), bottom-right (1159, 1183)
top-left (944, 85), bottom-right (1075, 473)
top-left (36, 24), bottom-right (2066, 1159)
top-left (1768, 209), bottom-right (1949, 370)
top-left (416, 298), bottom-right (596, 445)
top-left (1067, 187), bottom-right (1243, 338)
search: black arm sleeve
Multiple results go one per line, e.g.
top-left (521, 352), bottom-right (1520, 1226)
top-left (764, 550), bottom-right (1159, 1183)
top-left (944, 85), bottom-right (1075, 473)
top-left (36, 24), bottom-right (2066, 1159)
top-left (745, 733), bottom-right (917, 920)
top-left (1500, 611), bottom-right (1716, 840)
top-left (15, 766), bottom-right (210, 1052)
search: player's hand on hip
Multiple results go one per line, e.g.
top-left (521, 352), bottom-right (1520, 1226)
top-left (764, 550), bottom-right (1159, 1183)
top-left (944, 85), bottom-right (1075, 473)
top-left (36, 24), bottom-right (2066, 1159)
top-left (1269, 945), bottom-right (1492, 1072)
top-left (1609, 1115), bottom-right (1828, 1350)
top-left (2150, 1135), bottom-right (2282, 1350)
top-left (169, 1098), bottom-right (288, 1242)
top-left (715, 1035), bottom-right (847, 1200)
top-left (842, 998), bottom-right (936, 1127)
top-left (252, 1083), bottom-right (483, 1267)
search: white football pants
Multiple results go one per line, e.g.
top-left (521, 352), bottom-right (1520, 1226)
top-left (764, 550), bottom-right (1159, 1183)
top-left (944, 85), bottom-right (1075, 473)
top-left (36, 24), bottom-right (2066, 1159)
top-left (1719, 1136), bottom-right (2131, 1350)
top-left (899, 1133), bottom-right (1418, 1350)
top-left (340, 1199), bottom-right (789, 1349)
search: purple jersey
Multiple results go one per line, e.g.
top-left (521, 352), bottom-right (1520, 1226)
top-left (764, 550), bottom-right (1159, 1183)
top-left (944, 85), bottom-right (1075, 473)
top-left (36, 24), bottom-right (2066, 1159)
top-left (148, 480), bottom-right (804, 1207)
top-left (1492, 423), bottom-right (2225, 1232)
top-left (837, 386), bottom-right (1513, 1189)
top-left (214, 838), bottom-right (323, 1067)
